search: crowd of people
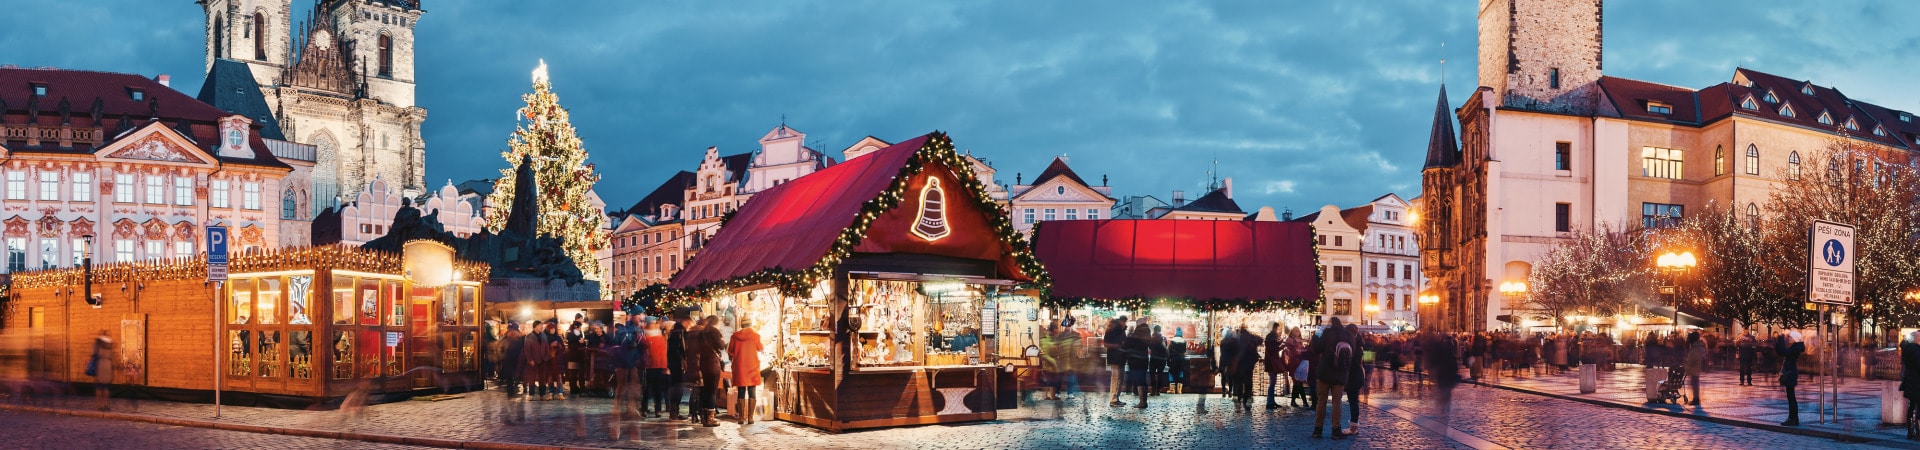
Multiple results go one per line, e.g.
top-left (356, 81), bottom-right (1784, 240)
top-left (485, 312), bottom-right (763, 428)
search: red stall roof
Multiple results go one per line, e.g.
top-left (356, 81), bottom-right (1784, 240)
top-left (670, 132), bottom-right (1035, 291)
top-left (1034, 219), bottom-right (1320, 303)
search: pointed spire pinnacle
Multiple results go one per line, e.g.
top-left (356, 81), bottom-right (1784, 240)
top-left (1424, 85), bottom-right (1461, 169)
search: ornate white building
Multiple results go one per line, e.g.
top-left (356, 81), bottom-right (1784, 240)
top-left (0, 68), bottom-right (303, 271)
top-left (1295, 204), bottom-right (1363, 325)
top-left (326, 176), bottom-right (483, 246)
top-left (1353, 193), bottom-right (1419, 328)
top-left (200, 0), bottom-right (428, 205)
top-left (1007, 157), bottom-right (1112, 234)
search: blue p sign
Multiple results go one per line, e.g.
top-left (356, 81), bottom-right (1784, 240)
top-left (207, 225), bottom-right (229, 265)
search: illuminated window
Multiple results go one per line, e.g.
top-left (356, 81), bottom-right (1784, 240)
top-left (1788, 151), bottom-right (1802, 180)
top-left (1744, 145), bottom-right (1760, 175)
top-left (1640, 147), bottom-right (1683, 179)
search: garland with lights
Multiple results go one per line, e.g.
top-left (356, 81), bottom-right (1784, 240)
top-left (1036, 223), bottom-right (1326, 313)
top-left (9, 244), bottom-right (492, 290)
top-left (625, 133), bottom-right (1051, 311)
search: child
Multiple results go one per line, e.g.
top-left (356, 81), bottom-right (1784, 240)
top-left (1290, 359), bottom-right (1312, 407)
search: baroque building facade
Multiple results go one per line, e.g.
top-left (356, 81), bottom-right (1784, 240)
top-left (1422, 0), bottom-right (1920, 331)
top-left (0, 68), bottom-right (300, 271)
top-left (200, 0), bottom-right (427, 207)
top-left (1007, 157), bottom-right (1112, 235)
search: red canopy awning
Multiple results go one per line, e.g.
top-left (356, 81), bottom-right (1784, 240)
top-left (1033, 219), bottom-right (1320, 304)
top-left (670, 133), bottom-right (1033, 291)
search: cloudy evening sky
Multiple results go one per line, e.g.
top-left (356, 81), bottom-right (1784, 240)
top-left (5, 1), bottom-right (1918, 214)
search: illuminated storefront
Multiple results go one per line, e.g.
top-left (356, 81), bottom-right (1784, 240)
top-left (662, 133), bottom-right (1047, 432)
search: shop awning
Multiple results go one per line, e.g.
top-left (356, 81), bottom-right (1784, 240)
top-left (1033, 219), bottom-right (1320, 305)
top-left (670, 132), bottom-right (1036, 292)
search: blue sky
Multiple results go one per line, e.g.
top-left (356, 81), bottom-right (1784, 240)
top-left (5, 1), bottom-right (1919, 214)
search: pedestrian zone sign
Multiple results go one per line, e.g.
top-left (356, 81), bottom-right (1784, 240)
top-left (1808, 220), bottom-right (1853, 305)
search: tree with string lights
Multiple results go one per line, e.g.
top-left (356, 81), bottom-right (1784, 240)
top-left (1760, 136), bottom-right (1920, 336)
top-left (1524, 222), bottom-right (1651, 330)
top-left (484, 60), bottom-right (607, 281)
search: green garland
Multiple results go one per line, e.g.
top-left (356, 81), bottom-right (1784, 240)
top-left (625, 132), bottom-right (1051, 309)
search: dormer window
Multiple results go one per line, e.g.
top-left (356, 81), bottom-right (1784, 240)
top-left (1646, 101), bottom-right (1673, 115)
top-left (1763, 90), bottom-right (1779, 103)
top-left (1844, 118), bottom-right (1859, 131)
top-left (1873, 126), bottom-right (1887, 137)
top-left (30, 83), bottom-right (46, 97)
top-left (1802, 84), bottom-right (1815, 96)
top-left (127, 88), bottom-right (144, 102)
top-left (1740, 96), bottom-right (1760, 111)
top-left (1817, 111), bottom-right (1833, 125)
top-left (1779, 104), bottom-right (1797, 118)
top-left (1901, 113), bottom-right (1913, 123)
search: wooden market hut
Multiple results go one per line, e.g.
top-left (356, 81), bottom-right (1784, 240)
top-left (1030, 219), bottom-right (1322, 388)
top-left (667, 132), bottom-right (1049, 432)
top-left (1, 245), bottom-right (490, 407)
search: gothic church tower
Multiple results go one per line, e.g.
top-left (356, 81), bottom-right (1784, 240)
top-left (1477, 0), bottom-right (1603, 114)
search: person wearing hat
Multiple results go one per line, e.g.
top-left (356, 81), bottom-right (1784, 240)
top-left (500, 321), bottom-right (525, 397)
top-left (1777, 331), bottom-right (1806, 426)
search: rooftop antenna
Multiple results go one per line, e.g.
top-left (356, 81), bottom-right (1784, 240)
top-left (1440, 42), bottom-right (1446, 85)
top-left (1207, 153), bottom-right (1220, 192)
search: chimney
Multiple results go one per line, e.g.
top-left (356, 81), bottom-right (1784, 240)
top-left (1222, 177), bottom-right (1233, 199)
top-left (155, 74), bottom-right (170, 88)
top-left (1172, 190), bottom-right (1186, 207)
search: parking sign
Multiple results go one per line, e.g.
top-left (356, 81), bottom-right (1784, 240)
top-left (207, 225), bottom-right (228, 282)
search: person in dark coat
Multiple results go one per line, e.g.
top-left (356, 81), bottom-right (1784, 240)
top-left (1778, 331), bottom-right (1806, 426)
top-left (1425, 332), bottom-right (1460, 424)
top-left (1344, 324), bottom-right (1366, 435)
top-left (1148, 324), bottom-right (1169, 396)
top-left (1264, 323), bottom-right (1286, 409)
top-left (500, 322), bottom-right (525, 397)
top-left (1124, 321), bottom-right (1153, 408)
top-left (1237, 326), bottom-right (1261, 401)
top-left (1311, 318), bottom-right (1351, 439)
top-left (1901, 331), bottom-right (1920, 439)
top-left (1104, 317), bottom-right (1130, 407)
top-left (1736, 333), bottom-right (1759, 386)
top-left (692, 316), bottom-right (727, 427)
top-left (666, 317), bottom-right (690, 420)
top-left (1218, 328), bottom-right (1240, 400)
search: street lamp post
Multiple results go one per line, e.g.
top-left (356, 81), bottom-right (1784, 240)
top-left (1656, 251), bottom-right (1697, 331)
top-left (1418, 290), bottom-right (1441, 331)
top-left (1364, 302), bottom-right (1381, 327)
top-left (1499, 281), bottom-right (1526, 330)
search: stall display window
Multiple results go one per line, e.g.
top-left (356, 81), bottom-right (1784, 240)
top-left (439, 287), bottom-right (458, 326)
top-left (330, 331), bottom-right (354, 380)
top-left (850, 280), bottom-right (926, 367)
top-left (230, 279), bottom-right (254, 324)
top-left (288, 276), bottom-right (314, 325)
top-left (465, 331), bottom-right (479, 370)
top-left (926, 283), bottom-right (984, 365)
top-left (460, 286), bottom-right (478, 326)
top-left (257, 330), bottom-right (281, 377)
top-left (290, 330), bottom-right (314, 380)
top-left (358, 279), bottom-right (380, 326)
top-left (385, 280), bottom-right (405, 327)
top-left (228, 329), bottom-right (252, 376)
top-left (257, 278), bottom-right (281, 325)
top-left (332, 275), bottom-right (355, 325)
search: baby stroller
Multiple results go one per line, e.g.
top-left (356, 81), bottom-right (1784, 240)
top-left (1653, 367), bottom-right (1685, 404)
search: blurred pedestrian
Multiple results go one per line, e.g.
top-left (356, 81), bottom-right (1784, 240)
top-left (1684, 331), bottom-right (1705, 405)
top-left (1344, 324), bottom-right (1365, 435)
top-left (1124, 318), bottom-right (1152, 408)
top-left (1901, 330), bottom-right (1920, 439)
top-left (729, 319), bottom-right (764, 425)
top-left (1167, 327), bottom-right (1187, 394)
top-left (1104, 317), bottom-right (1129, 407)
top-left (1778, 331), bottom-right (1805, 426)
top-left (1264, 323), bottom-right (1285, 410)
top-left (1148, 324), bottom-right (1168, 397)
top-left (521, 322), bottom-right (551, 400)
top-left (500, 322), bottom-right (524, 397)
top-left (693, 315), bottom-right (726, 427)
top-left (667, 316), bottom-right (689, 420)
top-left (1311, 318), bottom-right (1351, 439)
top-left (1737, 332), bottom-right (1758, 386)
top-left (1040, 320), bottom-right (1068, 400)
top-left (88, 330), bottom-right (115, 411)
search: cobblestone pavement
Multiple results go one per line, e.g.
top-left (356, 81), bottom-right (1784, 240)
top-left (0, 408), bottom-right (425, 450)
top-left (2, 380), bottom-right (1898, 449)
top-left (1471, 363), bottom-right (1901, 440)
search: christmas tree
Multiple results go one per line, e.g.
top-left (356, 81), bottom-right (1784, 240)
top-left (485, 60), bottom-right (607, 281)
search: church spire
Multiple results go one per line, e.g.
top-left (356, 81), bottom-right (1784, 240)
top-left (1423, 85), bottom-right (1460, 169)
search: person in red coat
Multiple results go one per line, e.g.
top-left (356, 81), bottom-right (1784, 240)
top-left (728, 320), bottom-right (765, 425)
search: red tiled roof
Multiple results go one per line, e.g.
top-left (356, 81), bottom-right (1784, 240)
top-left (1724, 68), bottom-right (1908, 149)
top-left (1338, 205), bottom-right (1372, 231)
top-left (1034, 219), bottom-right (1320, 303)
top-left (0, 67), bottom-right (289, 169)
top-left (1599, 76), bottom-right (1701, 123)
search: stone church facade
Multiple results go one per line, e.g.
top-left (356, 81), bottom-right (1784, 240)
top-left (200, 0), bottom-right (427, 211)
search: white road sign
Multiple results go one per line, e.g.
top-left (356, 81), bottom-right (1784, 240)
top-left (1809, 220), bottom-right (1854, 305)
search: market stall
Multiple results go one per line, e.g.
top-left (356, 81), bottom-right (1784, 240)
top-left (663, 132), bottom-right (1047, 432)
top-left (3, 245), bottom-right (490, 406)
top-left (1032, 219), bottom-right (1321, 391)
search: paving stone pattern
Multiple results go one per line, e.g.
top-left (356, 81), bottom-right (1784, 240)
top-left (0, 408), bottom-right (424, 450)
top-left (0, 377), bottom-right (1889, 449)
top-left (1473, 363), bottom-right (1904, 441)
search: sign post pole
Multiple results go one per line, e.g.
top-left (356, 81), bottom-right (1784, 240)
top-left (207, 226), bottom-right (229, 419)
top-left (1806, 220), bottom-right (1853, 424)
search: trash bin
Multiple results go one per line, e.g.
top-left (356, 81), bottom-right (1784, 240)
top-left (1884, 381), bottom-right (1908, 425)
top-left (1579, 363), bottom-right (1597, 394)
top-left (1644, 367), bottom-right (1667, 401)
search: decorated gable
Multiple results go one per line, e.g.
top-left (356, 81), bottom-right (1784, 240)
top-left (99, 122), bottom-right (213, 165)
top-left (855, 160), bottom-right (1010, 273)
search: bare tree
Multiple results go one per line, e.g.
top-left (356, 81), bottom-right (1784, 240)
top-left (1762, 136), bottom-right (1920, 332)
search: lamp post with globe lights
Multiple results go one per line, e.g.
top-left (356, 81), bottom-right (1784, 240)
top-left (1656, 251), bottom-right (1697, 331)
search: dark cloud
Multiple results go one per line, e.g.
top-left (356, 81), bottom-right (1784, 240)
top-left (4, 1), bottom-right (1918, 213)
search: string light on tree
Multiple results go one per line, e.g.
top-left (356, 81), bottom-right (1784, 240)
top-left (485, 60), bottom-right (609, 281)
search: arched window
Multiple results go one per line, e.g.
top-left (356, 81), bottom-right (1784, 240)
top-left (253, 13), bottom-right (267, 61)
top-left (1788, 151), bottom-right (1801, 180)
top-left (1744, 144), bottom-right (1760, 175)
top-left (377, 33), bottom-right (393, 77)
top-left (282, 187), bottom-right (297, 220)
top-left (1746, 203), bottom-right (1760, 229)
top-left (1713, 146), bottom-right (1725, 176)
top-left (213, 17), bottom-right (225, 58)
